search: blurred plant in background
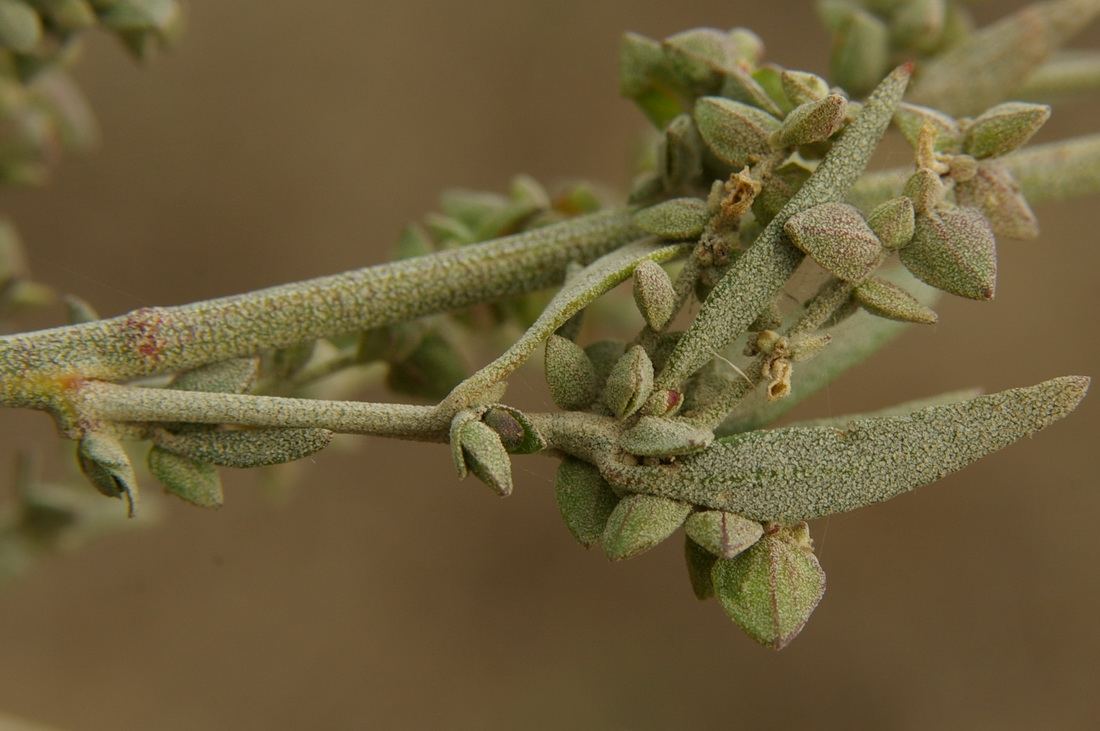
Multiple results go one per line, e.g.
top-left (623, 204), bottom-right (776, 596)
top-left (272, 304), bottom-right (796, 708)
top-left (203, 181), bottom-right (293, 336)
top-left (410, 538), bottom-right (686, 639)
top-left (0, 0), bottom-right (1097, 648)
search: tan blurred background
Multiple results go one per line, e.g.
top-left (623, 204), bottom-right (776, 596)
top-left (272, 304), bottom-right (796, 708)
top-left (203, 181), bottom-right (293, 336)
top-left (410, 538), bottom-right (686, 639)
top-left (0, 1), bottom-right (1097, 729)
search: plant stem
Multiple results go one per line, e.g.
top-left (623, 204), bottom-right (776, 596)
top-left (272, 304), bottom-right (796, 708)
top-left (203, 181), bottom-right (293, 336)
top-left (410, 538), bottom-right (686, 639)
top-left (0, 208), bottom-right (640, 409)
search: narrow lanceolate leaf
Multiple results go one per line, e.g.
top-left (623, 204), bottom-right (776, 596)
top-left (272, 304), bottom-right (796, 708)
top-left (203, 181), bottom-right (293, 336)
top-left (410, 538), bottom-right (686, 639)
top-left (555, 457), bottom-right (619, 548)
top-left (684, 510), bottom-right (763, 559)
top-left (908, 0), bottom-right (1100, 116)
top-left (712, 525), bottom-right (825, 649)
top-left (154, 427), bottom-right (334, 468)
top-left (655, 64), bottom-right (911, 391)
top-left (603, 376), bottom-right (1089, 523)
top-left (633, 198), bottom-right (710, 240)
top-left (900, 207), bottom-right (997, 300)
top-left (77, 432), bottom-right (139, 517)
top-left (694, 97), bottom-right (781, 168)
top-left (963, 102), bottom-right (1051, 160)
top-left (854, 277), bottom-right (939, 324)
top-left (784, 202), bottom-right (883, 282)
top-left (602, 493), bottom-right (692, 561)
top-left (545, 334), bottom-right (599, 411)
top-left (147, 446), bottom-right (223, 508)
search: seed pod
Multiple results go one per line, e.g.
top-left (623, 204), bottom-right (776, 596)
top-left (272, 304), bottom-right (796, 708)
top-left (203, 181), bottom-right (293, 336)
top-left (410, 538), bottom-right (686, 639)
top-left (555, 457), bottom-right (619, 548)
top-left (954, 161), bottom-right (1038, 240)
top-left (632, 259), bottom-right (677, 331)
top-left (866, 196), bottom-right (915, 249)
top-left (662, 27), bottom-right (738, 93)
top-left (77, 432), bottom-right (139, 516)
top-left (544, 334), bottom-right (598, 412)
top-left (155, 427), bottom-right (334, 468)
top-left (772, 94), bottom-right (847, 148)
top-left (602, 493), bottom-right (692, 561)
top-left (147, 446), bottom-right (222, 509)
top-left (694, 97), bottom-right (781, 168)
top-left (963, 102), bottom-right (1051, 159)
top-left (684, 510), bottom-right (763, 559)
top-left (633, 197), bottom-right (710, 241)
top-left (604, 345), bottom-right (655, 420)
top-left (780, 69), bottom-right (830, 106)
top-left (481, 405), bottom-right (545, 454)
top-left (828, 6), bottom-right (890, 97)
top-left (784, 202), bottom-right (883, 282)
top-left (619, 415), bottom-right (714, 457)
top-left (0, 0), bottom-right (42, 53)
top-left (900, 207), bottom-right (997, 300)
top-left (456, 419), bottom-right (512, 497)
top-left (854, 276), bottom-right (939, 324)
top-left (685, 535), bottom-right (717, 600)
top-left (711, 523), bottom-right (826, 649)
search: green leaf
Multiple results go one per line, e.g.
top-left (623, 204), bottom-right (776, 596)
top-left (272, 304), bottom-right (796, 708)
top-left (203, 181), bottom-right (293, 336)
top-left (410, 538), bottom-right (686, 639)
top-left (77, 432), bottom-right (139, 516)
top-left (900, 207), bottom-right (997, 300)
top-left (684, 535), bottom-right (717, 600)
top-left (458, 419), bottom-right (512, 497)
top-left (605, 376), bottom-right (1089, 522)
top-left (954, 161), bottom-right (1038, 240)
top-left (605, 345), bottom-right (654, 420)
top-left (147, 446), bottom-right (222, 508)
top-left (555, 457), bottom-right (619, 548)
top-left (480, 404), bottom-right (545, 454)
top-left (694, 96), bottom-right (781, 168)
top-left (828, 6), bottom-right (890, 97)
top-left (632, 259), bottom-right (677, 332)
top-left (854, 276), bottom-right (939, 324)
top-left (633, 197), bottom-right (709, 240)
top-left (602, 493), bottom-right (692, 561)
top-left (169, 357), bottom-right (258, 394)
top-left (964, 102), bottom-right (1051, 159)
top-left (772, 94), bottom-right (847, 148)
top-left (712, 524), bottom-right (825, 649)
top-left (544, 334), bottom-right (598, 411)
top-left (154, 427), bottom-right (333, 468)
top-left (684, 510), bottom-right (763, 559)
top-left (784, 202), bottom-right (883, 282)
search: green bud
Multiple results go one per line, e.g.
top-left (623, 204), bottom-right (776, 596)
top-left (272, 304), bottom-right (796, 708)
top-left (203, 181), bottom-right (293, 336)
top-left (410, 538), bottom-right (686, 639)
top-left (544, 334), bottom-right (598, 411)
top-left (604, 345), bottom-right (654, 420)
top-left (155, 427), bottom-right (334, 468)
top-left (866, 196), bottom-right (916, 249)
top-left (602, 493), bottom-right (692, 561)
top-left (893, 102), bottom-right (961, 152)
top-left (685, 535), bottom-right (717, 600)
top-left (170, 357), bottom-right (258, 395)
top-left (147, 446), bottom-right (222, 509)
top-left (481, 405), bottom-right (545, 454)
top-left (555, 457), bottom-right (619, 548)
top-left (780, 69), bottom-right (831, 106)
top-left (659, 114), bottom-right (704, 193)
top-left (900, 207), bottom-right (997, 300)
top-left (963, 102), bottom-right (1051, 160)
top-left (784, 202), bottom-right (883, 282)
top-left (772, 94), bottom-right (847, 148)
top-left (891, 0), bottom-right (946, 53)
top-left (619, 415), bottom-right (713, 457)
top-left (854, 276), bottom-right (939, 324)
top-left (711, 523), bottom-right (825, 649)
top-left (632, 259), bottom-right (677, 331)
top-left (684, 510), bottom-right (763, 559)
top-left (77, 432), bottom-right (139, 516)
top-left (456, 419), bottom-right (512, 497)
top-left (0, 0), bottom-right (41, 53)
top-left (694, 96), bottom-right (781, 168)
top-left (954, 160), bottom-right (1038, 240)
top-left (662, 27), bottom-right (738, 93)
top-left (903, 167), bottom-right (945, 215)
top-left (633, 197), bottom-right (709, 241)
top-left (828, 6), bottom-right (890, 97)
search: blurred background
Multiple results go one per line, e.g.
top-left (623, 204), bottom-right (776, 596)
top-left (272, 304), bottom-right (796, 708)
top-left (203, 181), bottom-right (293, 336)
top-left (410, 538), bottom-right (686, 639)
top-left (0, 1), bottom-right (1097, 728)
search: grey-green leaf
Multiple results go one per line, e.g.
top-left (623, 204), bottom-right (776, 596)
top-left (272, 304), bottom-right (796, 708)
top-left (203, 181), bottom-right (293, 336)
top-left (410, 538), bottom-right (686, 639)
top-left (633, 198), bottom-right (710, 240)
top-left (854, 276), bottom-right (939, 324)
top-left (785, 202), bottom-right (883, 282)
top-left (964, 102), bottom-right (1051, 159)
top-left (602, 493), bottom-right (692, 561)
top-left (458, 420), bottom-right (513, 497)
top-left (900, 207), bottom-right (997, 300)
top-left (545, 334), bottom-right (599, 411)
top-left (694, 97), bottom-right (781, 168)
top-left (684, 510), bottom-right (763, 559)
top-left (555, 457), bottom-right (619, 548)
top-left (147, 446), bottom-right (223, 509)
top-left (711, 524), bottom-right (825, 649)
top-left (154, 427), bottom-right (334, 469)
top-left (605, 345), bottom-right (655, 420)
top-left (619, 415), bottom-right (713, 457)
top-left (604, 376), bottom-right (1089, 522)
